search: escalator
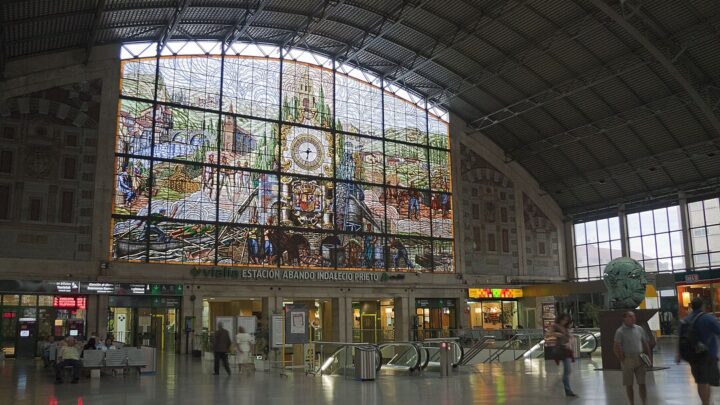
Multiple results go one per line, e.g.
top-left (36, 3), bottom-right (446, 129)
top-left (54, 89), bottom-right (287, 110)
top-left (378, 342), bottom-right (424, 373)
top-left (522, 330), bottom-right (601, 360)
top-left (317, 343), bottom-right (382, 376)
top-left (422, 341), bottom-right (464, 371)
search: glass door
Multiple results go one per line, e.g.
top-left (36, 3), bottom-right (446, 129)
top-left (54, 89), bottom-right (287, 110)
top-left (1, 308), bottom-right (18, 357)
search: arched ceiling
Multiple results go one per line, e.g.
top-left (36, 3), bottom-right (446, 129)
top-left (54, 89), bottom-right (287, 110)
top-left (2, 0), bottom-right (720, 215)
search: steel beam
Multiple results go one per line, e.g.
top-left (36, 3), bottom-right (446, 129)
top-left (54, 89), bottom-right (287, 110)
top-left (157, 0), bottom-right (193, 52)
top-left (548, 138), bottom-right (720, 188)
top-left (509, 91), bottom-right (698, 161)
top-left (468, 53), bottom-right (651, 130)
top-left (389, 0), bottom-right (526, 84)
top-left (588, 0), bottom-right (720, 138)
top-left (282, 0), bottom-right (345, 50)
top-left (336, 0), bottom-right (429, 66)
top-left (223, 0), bottom-right (268, 47)
top-left (84, 0), bottom-right (106, 64)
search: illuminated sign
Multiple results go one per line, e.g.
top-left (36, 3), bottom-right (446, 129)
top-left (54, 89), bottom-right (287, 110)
top-left (468, 288), bottom-right (523, 299)
top-left (2, 312), bottom-right (16, 319)
top-left (83, 283), bottom-right (115, 294)
top-left (53, 296), bottom-right (86, 309)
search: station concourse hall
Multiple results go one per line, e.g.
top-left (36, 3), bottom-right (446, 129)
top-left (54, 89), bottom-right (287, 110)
top-left (1, 0), bottom-right (720, 404)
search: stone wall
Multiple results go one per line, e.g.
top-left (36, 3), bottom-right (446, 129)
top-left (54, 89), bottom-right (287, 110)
top-left (459, 144), bottom-right (519, 275)
top-left (0, 80), bottom-right (101, 260)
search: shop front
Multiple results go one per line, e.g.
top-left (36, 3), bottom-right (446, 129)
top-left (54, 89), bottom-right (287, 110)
top-left (467, 288), bottom-right (523, 330)
top-left (108, 295), bottom-right (181, 352)
top-left (675, 270), bottom-right (720, 320)
top-left (0, 281), bottom-right (88, 358)
top-left (352, 299), bottom-right (395, 344)
top-left (414, 298), bottom-right (457, 339)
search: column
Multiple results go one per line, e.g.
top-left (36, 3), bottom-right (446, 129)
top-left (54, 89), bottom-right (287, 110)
top-left (515, 188), bottom-right (528, 277)
top-left (563, 220), bottom-right (575, 280)
top-left (678, 192), bottom-right (694, 271)
top-left (393, 296), bottom-right (408, 342)
top-left (618, 204), bottom-right (629, 257)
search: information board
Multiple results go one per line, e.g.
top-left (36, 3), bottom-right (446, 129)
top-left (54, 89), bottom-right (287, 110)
top-left (284, 304), bottom-right (309, 345)
top-left (271, 315), bottom-right (284, 348)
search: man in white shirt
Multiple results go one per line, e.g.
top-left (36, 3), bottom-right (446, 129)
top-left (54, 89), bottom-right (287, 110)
top-left (614, 311), bottom-right (651, 405)
top-left (55, 337), bottom-right (82, 384)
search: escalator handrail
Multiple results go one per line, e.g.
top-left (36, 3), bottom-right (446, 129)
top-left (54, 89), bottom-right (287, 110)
top-left (421, 342), bottom-right (464, 368)
top-left (484, 333), bottom-right (542, 363)
top-left (378, 342), bottom-right (422, 371)
top-left (572, 331), bottom-right (600, 355)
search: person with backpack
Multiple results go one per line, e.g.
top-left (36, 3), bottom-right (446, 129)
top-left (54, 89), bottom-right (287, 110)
top-left (677, 297), bottom-right (720, 405)
top-left (613, 311), bottom-right (651, 405)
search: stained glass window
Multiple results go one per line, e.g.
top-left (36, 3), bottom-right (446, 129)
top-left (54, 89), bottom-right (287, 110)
top-left (113, 41), bottom-right (452, 272)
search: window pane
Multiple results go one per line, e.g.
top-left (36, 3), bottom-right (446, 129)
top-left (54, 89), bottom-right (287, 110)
top-left (574, 223), bottom-right (586, 245)
top-left (599, 242), bottom-right (611, 265)
top-left (672, 257), bottom-right (686, 271)
top-left (655, 233), bottom-right (670, 258)
top-left (706, 198), bottom-right (720, 226)
top-left (711, 252), bottom-right (720, 267)
top-left (640, 211), bottom-right (654, 235)
top-left (586, 221), bottom-right (598, 243)
top-left (695, 254), bottom-right (710, 268)
top-left (577, 267), bottom-right (589, 280)
top-left (658, 258), bottom-right (672, 272)
top-left (588, 266), bottom-right (602, 280)
top-left (668, 206), bottom-right (682, 231)
top-left (642, 235), bottom-right (657, 259)
top-left (689, 201), bottom-right (706, 228)
top-left (597, 218), bottom-right (610, 242)
top-left (576, 245), bottom-right (588, 267)
top-left (670, 231), bottom-right (684, 257)
top-left (708, 225), bottom-right (720, 252)
top-left (643, 259), bottom-right (658, 272)
top-left (587, 243), bottom-right (599, 265)
top-left (629, 237), bottom-right (643, 260)
top-left (611, 240), bottom-right (622, 259)
top-left (609, 217), bottom-right (621, 240)
top-left (627, 213), bottom-right (641, 237)
top-left (654, 208), bottom-right (669, 233)
top-left (693, 234), bottom-right (709, 253)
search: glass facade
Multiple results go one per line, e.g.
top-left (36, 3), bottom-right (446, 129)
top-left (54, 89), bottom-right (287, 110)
top-left (573, 218), bottom-right (622, 280)
top-left (573, 198), bottom-right (720, 280)
top-left (112, 42), bottom-right (453, 272)
top-left (688, 197), bottom-right (720, 270)
top-left (627, 206), bottom-right (685, 273)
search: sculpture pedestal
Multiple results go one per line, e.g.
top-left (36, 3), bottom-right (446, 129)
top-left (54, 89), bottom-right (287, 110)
top-left (599, 309), bottom-right (657, 370)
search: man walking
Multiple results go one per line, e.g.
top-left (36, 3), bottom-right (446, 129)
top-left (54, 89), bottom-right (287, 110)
top-left (213, 322), bottom-right (232, 375)
top-left (55, 337), bottom-right (81, 384)
top-left (614, 311), bottom-right (651, 405)
top-left (677, 297), bottom-right (720, 405)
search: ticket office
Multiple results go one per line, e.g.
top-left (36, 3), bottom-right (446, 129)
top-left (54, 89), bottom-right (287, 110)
top-left (0, 294), bottom-right (87, 358)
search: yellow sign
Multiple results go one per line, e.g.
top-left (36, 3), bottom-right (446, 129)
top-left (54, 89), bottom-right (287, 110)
top-left (468, 288), bottom-right (523, 299)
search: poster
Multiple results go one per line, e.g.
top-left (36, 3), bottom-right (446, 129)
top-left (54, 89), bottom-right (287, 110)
top-left (291, 312), bottom-right (306, 334)
top-left (284, 304), bottom-right (309, 345)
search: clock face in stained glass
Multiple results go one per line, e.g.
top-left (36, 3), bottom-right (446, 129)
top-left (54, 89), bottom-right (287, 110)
top-left (290, 134), bottom-right (324, 172)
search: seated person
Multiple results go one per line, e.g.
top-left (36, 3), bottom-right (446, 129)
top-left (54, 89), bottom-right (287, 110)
top-left (83, 337), bottom-right (97, 351)
top-left (97, 337), bottom-right (116, 351)
top-left (55, 337), bottom-right (82, 384)
top-left (40, 336), bottom-right (55, 367)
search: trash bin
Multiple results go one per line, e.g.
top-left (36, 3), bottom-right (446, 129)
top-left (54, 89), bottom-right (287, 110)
top-left (355, 346), bottom-right (377, 381)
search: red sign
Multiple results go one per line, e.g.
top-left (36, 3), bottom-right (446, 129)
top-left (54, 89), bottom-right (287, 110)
top-left (2, 312), bottom-right (16, 319)
top-left (53, 296), bottom-right (86, 309)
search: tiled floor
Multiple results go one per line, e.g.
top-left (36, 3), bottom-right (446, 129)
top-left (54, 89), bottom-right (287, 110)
top-left (0, 339), bottom-right (714, 405)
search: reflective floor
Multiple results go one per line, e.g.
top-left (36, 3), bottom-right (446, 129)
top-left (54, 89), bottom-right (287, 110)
top-left (0, 340), bottom-right (713, 405)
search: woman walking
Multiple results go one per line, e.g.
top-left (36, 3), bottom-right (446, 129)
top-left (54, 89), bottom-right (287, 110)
top-left (235, 326), bottom-right (253, 375)
top-left (548, 313), bottom-right (577, 397)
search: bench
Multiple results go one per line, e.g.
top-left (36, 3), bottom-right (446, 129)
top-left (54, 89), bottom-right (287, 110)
top-left (79, 348), bottom-right (147, 377)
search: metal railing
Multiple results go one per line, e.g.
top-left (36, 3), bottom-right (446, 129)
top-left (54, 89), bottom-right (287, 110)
top-left (483, 332), bottom-right (545, 363)
top-left (421, 338), bottom-right (464, 368)
top-left (459, 336), bottom-right (496, 365)
top-left (315, 341), bottom-right (382, 377)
